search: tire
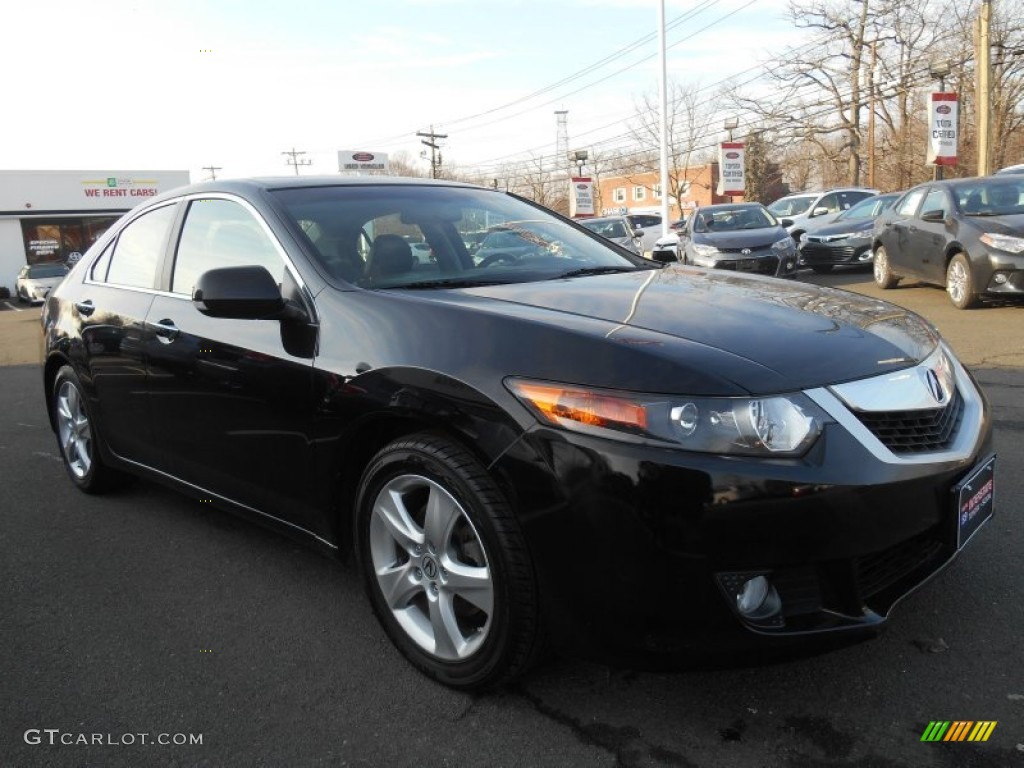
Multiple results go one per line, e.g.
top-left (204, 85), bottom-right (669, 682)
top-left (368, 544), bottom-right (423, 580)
top-left (810, 264), bottom-right (834, 274)
top-left (873, 245), bottom-right (900, 289)
top-left (52, 366), bottom-right (130, 493)
top-left (355, 433), bottom-right (543, 690)
top-left (946, 252), bottom-right (979, 309)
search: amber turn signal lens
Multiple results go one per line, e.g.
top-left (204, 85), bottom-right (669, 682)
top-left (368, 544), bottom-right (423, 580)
top-left (509, 381), bottom-right (648, 432)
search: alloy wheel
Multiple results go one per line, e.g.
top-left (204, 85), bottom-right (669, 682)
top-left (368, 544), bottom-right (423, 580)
top-left (368, 474), bottom-right (493, 661)
top-left (56, 381), bottom-right (92, 479)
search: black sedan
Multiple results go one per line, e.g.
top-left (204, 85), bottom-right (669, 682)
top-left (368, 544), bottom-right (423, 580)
top-left (798, 193), bottom-right (899, 273)
top-left (676, 203), bottom-right (798, 277)
top-left (872, 176), bottom-right (1024, 308)
top-left (42, 177), bottom-right (994, 690)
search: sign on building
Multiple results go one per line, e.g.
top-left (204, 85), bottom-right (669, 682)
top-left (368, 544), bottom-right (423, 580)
top-left (716, 143), bottom-right (745, 197)
top-left (926, 93), bottom-right (958, 167)
top-left (338, 151), bottom-right (390, 174)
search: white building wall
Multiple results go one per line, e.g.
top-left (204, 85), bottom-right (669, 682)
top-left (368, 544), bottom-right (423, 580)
top-left (0, 220), bottom-right (25, 293)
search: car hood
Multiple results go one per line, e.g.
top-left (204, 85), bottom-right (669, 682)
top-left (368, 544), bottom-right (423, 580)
top-left (807, 218), bottom-right (875, 237)
top-left (454, 267), bottom-right (939, 393)
top-left (969, 212), bottom-right (1024, 234)
top-left (693, 229), bottom-right (786, 249)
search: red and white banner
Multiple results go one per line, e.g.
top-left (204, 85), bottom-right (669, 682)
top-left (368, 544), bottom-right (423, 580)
top-left (926, 93), bottom-right (958, 167)
top-left (569, 177), bottom-right (595, 218)
top-left (716, 143), bottom-right (745, 196)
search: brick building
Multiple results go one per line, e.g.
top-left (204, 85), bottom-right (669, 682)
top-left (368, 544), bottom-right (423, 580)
top-left (596, 163), bottom-right (743, 221)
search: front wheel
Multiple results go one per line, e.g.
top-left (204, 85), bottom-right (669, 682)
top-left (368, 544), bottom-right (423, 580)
top-left (946, 253), bottom-right (979, 309)
top-left (355, 433), bottom-right (543, 690)
top-left (873, 245), bottom-right (900, 289)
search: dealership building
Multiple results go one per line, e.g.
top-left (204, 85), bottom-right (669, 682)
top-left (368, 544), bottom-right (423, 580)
top-left (1, 170), bottom-right (190, 292)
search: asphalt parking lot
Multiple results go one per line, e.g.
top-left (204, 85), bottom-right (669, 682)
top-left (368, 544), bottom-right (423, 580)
top-left (2, 271), bottom-right (1022, 767)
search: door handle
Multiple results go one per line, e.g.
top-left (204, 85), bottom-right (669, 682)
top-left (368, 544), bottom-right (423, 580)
top-left (75, 300), bottom-right (95, 317)
top-left (149, 319), bottom-right (180, 343)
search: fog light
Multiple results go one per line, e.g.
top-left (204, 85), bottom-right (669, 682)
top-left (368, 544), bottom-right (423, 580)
top-left (786, 260), bottom-right (795, 270)
top-left (993, 272), bottom-right (1008, 285)
top-left (736, 575), bottom-right (782, 620)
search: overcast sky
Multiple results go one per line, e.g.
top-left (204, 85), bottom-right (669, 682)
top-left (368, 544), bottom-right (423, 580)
top-left (0, 0), bottom-right (799, 182)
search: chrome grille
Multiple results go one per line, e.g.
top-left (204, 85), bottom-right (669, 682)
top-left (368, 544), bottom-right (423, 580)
top-left (853, 387), bottom-right (964, 453)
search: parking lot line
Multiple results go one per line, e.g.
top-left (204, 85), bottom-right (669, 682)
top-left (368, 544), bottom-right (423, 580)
top-left (2, 301), bottom-right (24, 312)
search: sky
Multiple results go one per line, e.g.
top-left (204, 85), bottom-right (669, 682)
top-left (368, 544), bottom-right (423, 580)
top-left (0, 0), bottom-right (802, 183)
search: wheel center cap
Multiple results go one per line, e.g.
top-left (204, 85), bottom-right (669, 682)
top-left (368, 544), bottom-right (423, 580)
top-left (421, 555), bottom-right (438, 580)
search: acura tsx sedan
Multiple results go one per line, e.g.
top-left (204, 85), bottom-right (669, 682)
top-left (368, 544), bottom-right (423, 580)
top-left (42, 177), bottom-right (994, 690)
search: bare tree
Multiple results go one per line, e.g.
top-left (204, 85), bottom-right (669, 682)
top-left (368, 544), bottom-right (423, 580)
top-left (628, 81), bottom-right (718, 206)
top-left (500, 155), bottom-right (569, 214)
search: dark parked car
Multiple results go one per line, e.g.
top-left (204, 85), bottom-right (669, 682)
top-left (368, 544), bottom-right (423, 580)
top-left (43, 177), bottom-right (994, 690)
top-left (872, 176), bottom-right (1024, 309)
top-left (798, 193), bottom-right (900, 273)
top-left (675, 202), bottom-right (798, 277)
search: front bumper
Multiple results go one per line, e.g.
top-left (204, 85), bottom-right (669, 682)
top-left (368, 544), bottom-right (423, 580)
top-left (496, 351), bottom-right (993, 660)
top-left (799, 238), bottom-right (873, 266)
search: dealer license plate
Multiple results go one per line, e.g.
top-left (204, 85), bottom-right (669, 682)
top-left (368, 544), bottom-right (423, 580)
top-left (955, 455), bottom-right (995, 549)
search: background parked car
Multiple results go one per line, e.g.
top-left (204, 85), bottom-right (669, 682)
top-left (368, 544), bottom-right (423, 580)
top-left (675, 202), bottom-right (798, 278)
top-left (15, 262), bottom-right (69, 304)
top-left (995, 163), bottom-right (1024, 175)
top-left (872, 176), bottom-right (1024, 309)
top-left (798, 193), bottom-right (900, 273)
top-left (578, 215), bottom-right (642, 255)
top-left (624, 213), bottom-right (663, 256)
top-left (768, 188), bottom-right (880, 242)
top-left (650, 216), bottom-right (690, 261)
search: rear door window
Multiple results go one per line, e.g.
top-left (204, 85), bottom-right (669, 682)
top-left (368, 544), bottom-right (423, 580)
top-left (103, 204), bottom-right (178, 289)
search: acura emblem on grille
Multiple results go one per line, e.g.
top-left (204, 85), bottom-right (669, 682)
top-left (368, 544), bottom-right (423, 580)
top-left (925, 369), bottom-right (946, 404)
top-left (741, 248), bottom-right (752, 255)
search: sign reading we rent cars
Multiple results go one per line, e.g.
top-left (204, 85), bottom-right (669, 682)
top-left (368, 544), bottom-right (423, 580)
top-left (927, 93), bottom-right (959, 166)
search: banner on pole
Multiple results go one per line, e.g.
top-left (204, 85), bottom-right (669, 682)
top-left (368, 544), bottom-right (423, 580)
top-left (716, 143), bottom-right (745, 196)
top-left (569, 177), bottom-right (595, 217)
top-left (926, 93), bottom-right (958, 167)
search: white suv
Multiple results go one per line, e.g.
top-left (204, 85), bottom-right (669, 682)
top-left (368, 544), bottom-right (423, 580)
top-left (768, 188), bottom-right (880, 241)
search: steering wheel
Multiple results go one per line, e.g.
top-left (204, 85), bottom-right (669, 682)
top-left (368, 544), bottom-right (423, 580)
top-left (479, 252), bottom-right (520, 267)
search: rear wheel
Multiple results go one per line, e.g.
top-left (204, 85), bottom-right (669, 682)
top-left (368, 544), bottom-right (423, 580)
top-left (355, 433), bottom-right (542, 690)
top-left (946, 252), bottom-right (979, 309)
top-left (52, 366), bottom-right (130, 493)
top-left (873, 245), bottom-right (899, 289)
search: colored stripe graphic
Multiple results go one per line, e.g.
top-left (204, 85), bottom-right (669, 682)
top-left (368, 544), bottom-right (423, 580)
top-left (921, 721), bottom-right (997, 742)
top-left (944, 721), bottom-right (972, 741)
top-left (968, 722), bottom-right (997, 742)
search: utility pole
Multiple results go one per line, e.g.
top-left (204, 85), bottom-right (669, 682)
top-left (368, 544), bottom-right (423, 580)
top-left (202, 165), bottom-right (222, 181)
top-left (976, 0), bottom-right (992, 176)
top-left (867, 41), bottom-right (878, 189)
top-left (416, 127), bottom-right (448, 179)
top-left (281, 147), bottom-right (312, 175)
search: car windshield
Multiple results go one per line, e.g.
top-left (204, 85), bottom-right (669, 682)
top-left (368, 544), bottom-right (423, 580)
top-left (835, 194), bottom-right (894, 220)
top-left (28, 264), bottom-right (69, 278)
top-left (273, 184), bottom-right (652, 288)
top-left (956, 180), bottom-right (1024, 216)
top-left (768, 196), bottom-right (815, 216)
top-left (580, 219), bottom-right (629, 238)
top-left (692, 206), bottom-right (777, 232)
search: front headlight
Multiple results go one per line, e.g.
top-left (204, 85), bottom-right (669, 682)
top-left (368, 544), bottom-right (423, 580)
top-left (829, 232), bottom-right (870, 242)
top-left (771, 237), bottom-right (795, 253)
top-left (980, 232), bottom-right (1024, 254)
top-left (506, 379), bottom-right (824, 457)
top-left (692, 243), bottom-right (719, 257)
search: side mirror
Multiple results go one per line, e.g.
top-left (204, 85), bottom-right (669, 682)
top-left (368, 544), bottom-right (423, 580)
top-left (811, 206), bottom-right (829, 217)
top-left (193, 265), bottom-right (290, 320)
top-left (780, 218), bottom-right (794, 228)
top-left (920, 209), bottom-right (946, 223)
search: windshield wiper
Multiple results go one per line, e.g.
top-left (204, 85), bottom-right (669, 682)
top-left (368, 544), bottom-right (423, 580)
top-left (552, 265), bottom-right (646, 279)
